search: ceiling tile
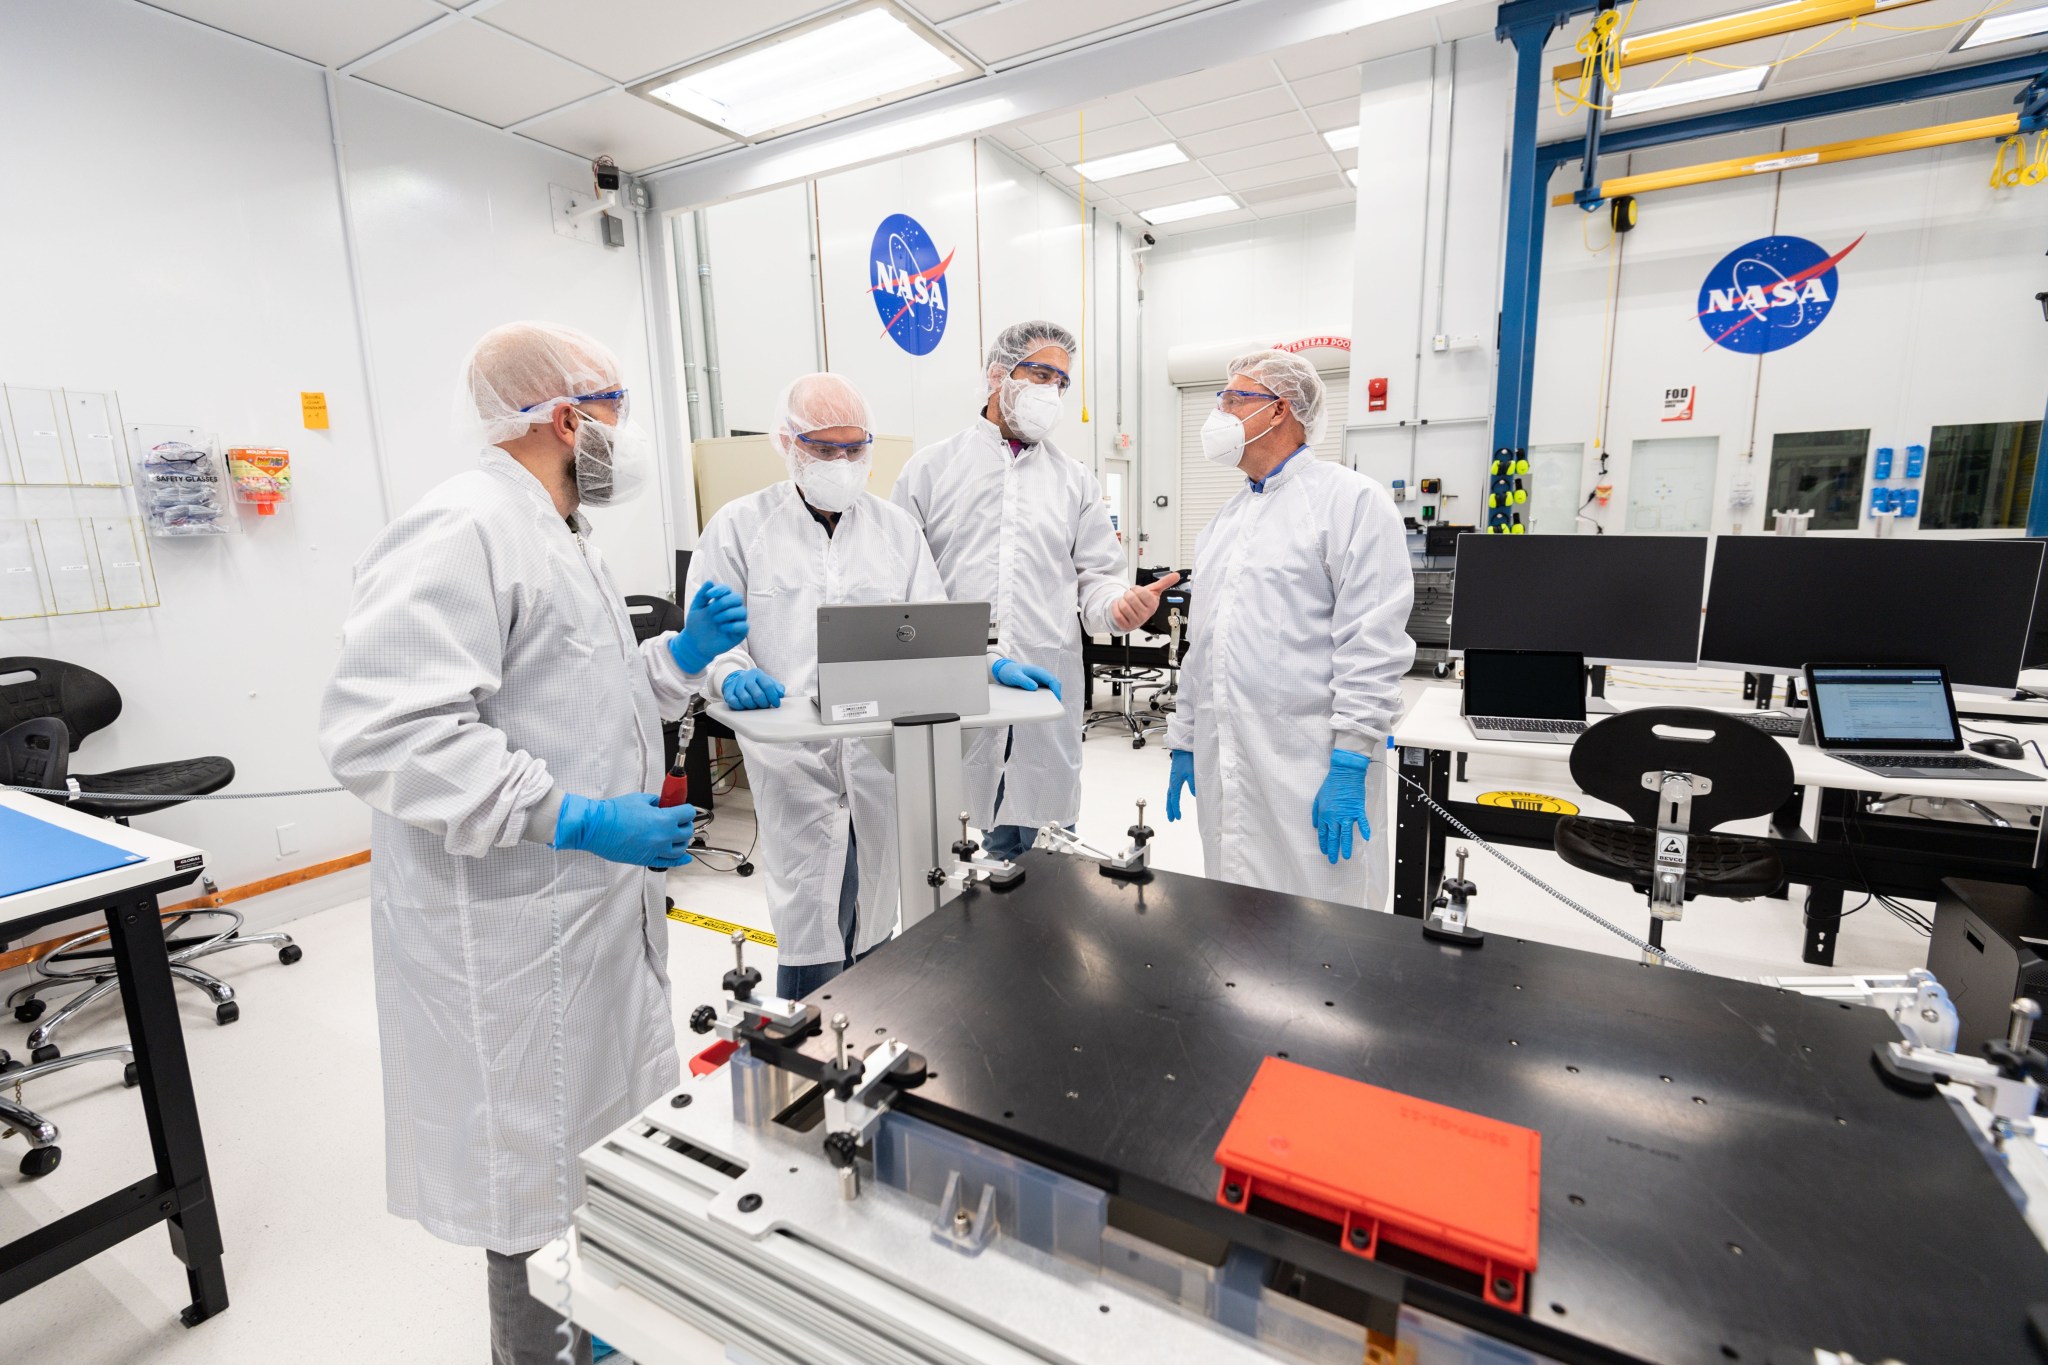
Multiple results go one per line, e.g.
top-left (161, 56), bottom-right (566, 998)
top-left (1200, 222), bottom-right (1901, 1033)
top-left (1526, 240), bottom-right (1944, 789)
top-left (1335, 145), bottom-right (1358, 170)
top-left (1123, 182), bottom-right (1240, 213)
top-left (1202, 133), bottom-right (1329, 172)
top-left (907, 0), bottom-right (994, 21)
top-left (1132, 56), bottom-right (1282, 114)
top-left (140, 0), bottom-right (445, 66)
top-left (1180, 110), bottom-right (1317, 158)
top-left (1304, 98), bottom-right (1359, 132)
top-left (1220, 153), bottom-right (1344, 192)
top-left (1158, 87), bottom-right (1299, 137)
top-left (1034, 118), bottom-right (1179, 165)
top-left (1151, 206), bottom-right (1258, 233)
top-left (947, 0), bottom-right (1199, 66)
top-left (1238, 174), bottom-right (1349, 206)
top-left (355, 20), bottom-right (612, 126)
top-left (1084, 159), bottom-right (1219, 197)
top-left (1274, 15), bottom-right (1439, 79)
top-left (1014, 143), bottom-right (1061, 171)
top-left (481, 0), bottom-right (822, 85)
top-left (1014, 93), bottom-right (1155, 144)
top-left (1287, 65), bottom-right (1363, 109)
top-left (1436, 3), bottom-right (1498, 41)
top-left (1250, 187), bottom-right (1357, 218)
top-left (520, 89), bottom-right (738, 172)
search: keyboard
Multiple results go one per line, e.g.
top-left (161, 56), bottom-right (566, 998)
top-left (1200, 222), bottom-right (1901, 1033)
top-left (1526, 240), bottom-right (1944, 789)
top-left (1467, 716), bottom-right (1586, 736)
top-left (1738, 713), bottom-right (1804, 737)
top-left (1848, 754), bottom-right (2000, 771)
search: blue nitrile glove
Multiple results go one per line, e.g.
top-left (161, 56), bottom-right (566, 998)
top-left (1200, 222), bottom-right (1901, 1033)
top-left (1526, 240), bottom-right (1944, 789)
top-left (722, 668), bottom-right (785, 710)
top-left (1311, 750), bottom-right (1372, 864)
top-left (668, 582), bottom-right (748, 674)
top-left (554, 792), bottom-right (696, 868)
top-left (1166, 748), bottom-right (1196, 822)
top-left (992, 656), bottom-right (1063, 701)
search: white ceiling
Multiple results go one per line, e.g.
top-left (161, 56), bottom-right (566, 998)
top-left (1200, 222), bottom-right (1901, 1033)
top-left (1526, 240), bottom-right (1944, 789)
top-left (137, 0), bottom-right (2048, 235)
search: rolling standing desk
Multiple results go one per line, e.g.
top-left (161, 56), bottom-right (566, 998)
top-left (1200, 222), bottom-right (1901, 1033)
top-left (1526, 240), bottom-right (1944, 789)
top-left (0, 791), bottom-right (227, 1325)
top-left (1390, 686), bottom-right (2048, 966)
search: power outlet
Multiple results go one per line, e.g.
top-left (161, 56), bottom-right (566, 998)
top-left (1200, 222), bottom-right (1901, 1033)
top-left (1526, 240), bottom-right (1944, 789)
top-left (275, 823), bottom-right (299, 857)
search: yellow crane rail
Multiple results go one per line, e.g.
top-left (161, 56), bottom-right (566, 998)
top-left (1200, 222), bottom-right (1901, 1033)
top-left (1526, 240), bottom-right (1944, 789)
top-left (1551, 0), bottom-right (1934, 81)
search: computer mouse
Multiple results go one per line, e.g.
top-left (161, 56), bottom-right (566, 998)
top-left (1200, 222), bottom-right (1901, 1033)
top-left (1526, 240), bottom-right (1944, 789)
top-left (1970, 737), bottom-right (2025, 761)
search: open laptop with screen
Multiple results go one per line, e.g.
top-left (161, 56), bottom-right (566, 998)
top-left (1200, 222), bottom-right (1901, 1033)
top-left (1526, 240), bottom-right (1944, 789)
top-left (1461, 649), bottom-right (1587, 744)
top-left (1803, 663), bottom-right (2041, 781)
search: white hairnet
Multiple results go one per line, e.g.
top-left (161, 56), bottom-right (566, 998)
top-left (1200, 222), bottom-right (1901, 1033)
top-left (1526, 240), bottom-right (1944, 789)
top-left (1226, 349), bottom-right (1326, 447)
top-left (984, 320), bottom-right (1078, 394)
top-left (774, 372), bottom-right (872, 473)
top-left (456, 321), bottom-right (623, 447)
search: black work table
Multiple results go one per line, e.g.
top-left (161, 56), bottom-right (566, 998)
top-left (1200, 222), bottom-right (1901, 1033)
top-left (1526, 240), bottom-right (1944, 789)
top-left (0, 792), bottom-right (227, 1326)
top-left (789, 852), bottom-right (2048, 1365)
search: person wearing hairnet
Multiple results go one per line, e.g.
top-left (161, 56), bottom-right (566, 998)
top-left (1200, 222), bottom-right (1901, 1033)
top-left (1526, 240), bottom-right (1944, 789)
top-left (1163, 350), bottom-right (1415, 905)
top-left (892, 321), bottom-right (1178, 860)
top-left (689, 373), bottom-right (1050, 997)
top-left (320, 321), bottom-right (748, 1365)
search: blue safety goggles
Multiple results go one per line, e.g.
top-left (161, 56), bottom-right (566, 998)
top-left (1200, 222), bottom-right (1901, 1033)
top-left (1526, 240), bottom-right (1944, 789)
top-left (523, 388), bottom-right (631, 421)
top-left (794, 430), bottom-right (873, 460)
top-left (1215, 388), bottom-right (1280, 407)
top-left (1012, 361), bottom-right (1070, 392)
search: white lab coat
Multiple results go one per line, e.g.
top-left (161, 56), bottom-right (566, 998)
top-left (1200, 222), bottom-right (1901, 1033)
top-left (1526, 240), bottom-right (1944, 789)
top-left (891, 416), bottom-right (1127, 830)
top-left (319, 449), bottom-right (695, 1254)
top-left (1165, 455), bottom-right (1416, 906)
top-left (688, 483), bottom-right (948, 968)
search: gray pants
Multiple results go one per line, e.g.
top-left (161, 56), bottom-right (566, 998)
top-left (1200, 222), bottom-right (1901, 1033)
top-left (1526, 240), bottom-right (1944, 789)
top-left (487, 1246), bottom-right (594, 1365)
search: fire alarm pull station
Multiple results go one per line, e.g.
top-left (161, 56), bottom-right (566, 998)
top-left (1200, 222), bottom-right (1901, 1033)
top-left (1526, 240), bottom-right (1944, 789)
top-left (1367, 376), bottom-right (1388, 413)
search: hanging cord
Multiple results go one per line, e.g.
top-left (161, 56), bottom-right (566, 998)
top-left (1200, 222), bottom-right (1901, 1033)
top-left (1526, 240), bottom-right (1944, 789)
top-left (3, 781), bottom-right (344, 801)
top-left (1555, 1), bottom-right (1635, 115)
top-left (1390, 765), bottom-right (1701, 971)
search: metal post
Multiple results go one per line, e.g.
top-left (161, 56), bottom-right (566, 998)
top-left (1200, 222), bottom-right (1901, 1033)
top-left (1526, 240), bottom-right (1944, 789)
top-left (2030, 388), bottom-right (2048, 536)
top-left (1575, 1), bottom-right (1614, 207)
top-left (1490, 13), bottom-right (1564, 468)
top-left (887, 715), bottom-right (967, 933)
top-left (691, 210), bottom-right (726, 439)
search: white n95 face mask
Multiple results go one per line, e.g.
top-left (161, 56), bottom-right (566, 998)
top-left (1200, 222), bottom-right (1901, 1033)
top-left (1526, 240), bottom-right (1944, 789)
top-left (795, 457), bottom-right (870, 514)
top-left (573, 412), bottom-right (651, 506)
top-left (1000, 379), bottom-right (1064, 444)
top-left (1200, 400), bottom-right (1280, 468)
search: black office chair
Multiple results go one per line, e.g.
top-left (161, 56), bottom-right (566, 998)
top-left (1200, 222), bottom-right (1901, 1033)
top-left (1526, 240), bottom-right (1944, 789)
top-left (624, 596), bottom-right (751, 876)
top-left (1082, 568), bottom-right (1189, 749)
top-left (1552, 707), bottom-right (1794, 955)
top-left (0, 657), bottom-right (296, 1064)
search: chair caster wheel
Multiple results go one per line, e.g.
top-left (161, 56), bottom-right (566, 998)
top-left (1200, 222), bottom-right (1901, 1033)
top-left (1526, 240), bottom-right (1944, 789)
top-left (14, 1000), bottom-right (46, 1024)
top-left (1432, 662), bottom-right (1453, 679)
top-left (738, 863), bottom-right (755, 877)
top-left (278, 944), bottom-right (303, 965)
top-left (0, 1051), bottom-right (13, 1074)
top-left (1133, 737), bottom-right (1146, 749)
top-left (30, 1044), bottom-right (60, 1065)
top-left (215, 1001), bottom-right (240, 1025)
top-left (20, 1146), bottom-right (60, 1178)
top-left (124, 1062), bottom-right (139, 1087)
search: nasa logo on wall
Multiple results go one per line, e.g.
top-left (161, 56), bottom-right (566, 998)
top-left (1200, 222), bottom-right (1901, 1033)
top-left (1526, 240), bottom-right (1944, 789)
top-left (1695, 233), bottom-right (1863, 354)
top-left (869, 213), bottom-right (954, 356)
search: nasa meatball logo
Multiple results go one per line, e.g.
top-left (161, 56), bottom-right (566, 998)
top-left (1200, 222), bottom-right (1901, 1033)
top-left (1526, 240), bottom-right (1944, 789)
top-left (870, 212), bottom-right (954, 356)
top-left (1695, 233), bottom-right (1862, 354)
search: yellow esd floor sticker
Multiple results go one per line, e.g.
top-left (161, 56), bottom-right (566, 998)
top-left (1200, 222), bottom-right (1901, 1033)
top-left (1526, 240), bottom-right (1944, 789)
top-left (1475, 790), bottom-right (1580, 815)
top-left (666, 904), bottom-right (777, 949)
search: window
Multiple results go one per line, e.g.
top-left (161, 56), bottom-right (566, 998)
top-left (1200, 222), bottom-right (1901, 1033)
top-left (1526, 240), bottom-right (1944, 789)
top-left (1627, 436), bottom-right (1719, 533)
top-left (1525, 443), bottom-right (1585, 534)
top-left (1766, 429), bottom-right (1868, 531)
top-left (1921, 421), bottom-right (2041, 530)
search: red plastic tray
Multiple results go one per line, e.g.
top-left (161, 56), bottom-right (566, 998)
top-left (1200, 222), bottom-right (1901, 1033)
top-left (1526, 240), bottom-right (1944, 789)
top-left (1213, 1057), bottom-right (1541, 1311)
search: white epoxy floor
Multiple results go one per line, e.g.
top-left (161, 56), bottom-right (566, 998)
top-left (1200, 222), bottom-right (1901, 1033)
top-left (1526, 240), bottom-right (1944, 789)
top-left (0, 674), bottom-right (1947, 1359)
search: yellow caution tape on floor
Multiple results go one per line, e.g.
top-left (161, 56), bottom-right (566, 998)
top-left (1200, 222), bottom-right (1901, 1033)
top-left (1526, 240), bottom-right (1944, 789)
top-left (1475, 790), bottom-right (1580, 815)
top-left (666, 905), bottom-right (777, 949)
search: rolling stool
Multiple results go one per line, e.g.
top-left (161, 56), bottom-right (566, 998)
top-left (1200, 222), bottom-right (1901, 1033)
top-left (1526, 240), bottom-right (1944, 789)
top-left (0, 1042), bottom-right (138, 1177)
top-left (1551, 706), bottom-right (1794, 961)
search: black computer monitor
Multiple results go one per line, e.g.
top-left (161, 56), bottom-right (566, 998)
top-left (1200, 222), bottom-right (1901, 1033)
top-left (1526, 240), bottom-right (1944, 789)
top-left (1449, 534), bottom-right (1710, 666)
top-left (1698, 536), bottom-right (2046, 693)
top-left (2009, 537), bottom-right (2048, 671)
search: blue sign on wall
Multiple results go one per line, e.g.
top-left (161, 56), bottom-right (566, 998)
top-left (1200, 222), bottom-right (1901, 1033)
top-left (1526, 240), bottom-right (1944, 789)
top-left (869, 213), bottom-right (953, 356)
top-left (1695, 233), bottom-right (1862, 354)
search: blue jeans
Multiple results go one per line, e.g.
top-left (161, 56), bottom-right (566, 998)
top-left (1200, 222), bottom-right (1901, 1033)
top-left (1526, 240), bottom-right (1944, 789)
top-left (776, 823), bottom-right (867, 999)
top-left (981, 741), bottom-right (1071, 861)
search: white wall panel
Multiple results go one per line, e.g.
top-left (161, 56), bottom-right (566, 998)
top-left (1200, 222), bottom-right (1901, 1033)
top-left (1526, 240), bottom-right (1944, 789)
top-left (703, 181), bottom-right (820, 436)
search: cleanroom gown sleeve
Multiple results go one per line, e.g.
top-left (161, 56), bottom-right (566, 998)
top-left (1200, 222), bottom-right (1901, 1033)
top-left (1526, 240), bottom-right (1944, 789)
top-left (1324, 487), bottom-right (1418, 751)
top-left (637, 633), bottom-right (708, 719)
top-left (319, 505), bottom-right (555, 859)
top-left (1072, 471), bottom-right (1130, 637)
top-left (681, 509), bottom-right (758, 699)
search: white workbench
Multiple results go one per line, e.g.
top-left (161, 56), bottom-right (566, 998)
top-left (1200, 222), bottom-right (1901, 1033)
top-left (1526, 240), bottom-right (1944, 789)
top-left (0, 789), bottom-right (206, 923)
top-left (1392, 686), bottom-right (2048, 807)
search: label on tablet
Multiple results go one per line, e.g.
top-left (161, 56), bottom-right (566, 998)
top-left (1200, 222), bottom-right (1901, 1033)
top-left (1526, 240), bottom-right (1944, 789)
top-left (832, 700), bottom-right (879, 722)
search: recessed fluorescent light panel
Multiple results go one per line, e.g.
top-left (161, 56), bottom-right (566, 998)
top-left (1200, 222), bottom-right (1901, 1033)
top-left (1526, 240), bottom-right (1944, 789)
top-left (1140, 195), bottom-right (1239, 225)
top-left (1073, 143), bottom-right (1188, 180)
top-left (1323, 125), bottom-right (1361, 151)
top-left (1611, 65), bottom-right (1768, 118)
top-left (1957, 3), bottom-right (2048, 48)
top-left (1347, 168), bottom-right (1360, 186)
top-left (635, 2), bottom-right (976, 142)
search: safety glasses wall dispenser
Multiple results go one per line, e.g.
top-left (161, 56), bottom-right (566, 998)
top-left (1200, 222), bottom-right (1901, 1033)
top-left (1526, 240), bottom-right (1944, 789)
top-left (0, 386), bottom-right (162, 621)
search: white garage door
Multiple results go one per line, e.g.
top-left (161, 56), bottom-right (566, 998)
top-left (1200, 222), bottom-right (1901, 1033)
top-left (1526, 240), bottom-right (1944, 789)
top-left (1177, 376), bottom-right (1350, 566)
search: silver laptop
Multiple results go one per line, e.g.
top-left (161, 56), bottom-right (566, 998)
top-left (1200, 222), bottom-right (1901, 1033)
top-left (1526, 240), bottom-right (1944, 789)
top-left (814, 601), bottom-right (991, 725)
top-left (1462, 648), bottom-right (1588, 744)
top-left (1804, 662), bottom-right (2041, 781)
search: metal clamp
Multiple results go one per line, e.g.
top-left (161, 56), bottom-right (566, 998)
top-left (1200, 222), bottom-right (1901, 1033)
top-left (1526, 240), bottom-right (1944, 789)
top-left (1039, 799), bottom-right (1154, 882)
top-left (689, 930), bottom-right (812, 1042)
top-left (1642, 770), bottom-right (1710, 920)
